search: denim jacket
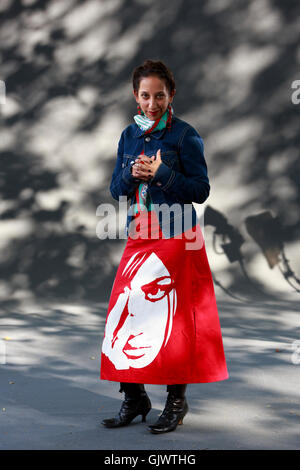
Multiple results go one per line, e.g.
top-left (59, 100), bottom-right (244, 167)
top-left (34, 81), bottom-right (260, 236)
top-left (109, 115), bottom-right (210, 238)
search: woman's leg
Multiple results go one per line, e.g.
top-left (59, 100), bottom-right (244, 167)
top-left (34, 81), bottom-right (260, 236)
top-left (119, 382), bottom-right (146, 397)
top-left (166, 384), bottom-right (187, 398)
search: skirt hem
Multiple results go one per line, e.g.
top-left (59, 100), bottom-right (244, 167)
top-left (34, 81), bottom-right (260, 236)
top-left (100, 373), bottom-right (229, 385)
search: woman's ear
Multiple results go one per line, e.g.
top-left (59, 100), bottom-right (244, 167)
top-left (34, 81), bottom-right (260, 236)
top-left (133, 89), bottom-right (139, 103)
top-left (169, 88), bottom-right (176, 103)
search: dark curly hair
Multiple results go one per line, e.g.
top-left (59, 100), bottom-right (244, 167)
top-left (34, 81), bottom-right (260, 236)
top-left (132, 59), bottom-right (176, 94)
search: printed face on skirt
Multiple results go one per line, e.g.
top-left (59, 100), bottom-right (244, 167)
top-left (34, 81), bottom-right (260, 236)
top-left (102, 251), bottom-right (177, 370)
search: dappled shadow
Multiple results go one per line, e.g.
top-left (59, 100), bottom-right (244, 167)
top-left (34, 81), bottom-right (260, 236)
top-left (1, 0), bottom-right (300, 451)
top-left (0, 0), bottom-right (299, 308)
top-left (0, 295), bottom-right (299, 449)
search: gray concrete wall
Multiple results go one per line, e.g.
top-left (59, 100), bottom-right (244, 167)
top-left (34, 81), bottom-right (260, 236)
top-left (0, 0), bottom-right (299, 308)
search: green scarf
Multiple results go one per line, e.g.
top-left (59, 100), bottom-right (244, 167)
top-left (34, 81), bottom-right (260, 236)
top-left (133, 107), bottom-right (173, 213)
top-left (133, 108), bottom-right (170, 132)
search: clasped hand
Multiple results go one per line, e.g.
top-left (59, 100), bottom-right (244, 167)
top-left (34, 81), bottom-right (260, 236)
top-left (131, 149), bottom-right (162, 182)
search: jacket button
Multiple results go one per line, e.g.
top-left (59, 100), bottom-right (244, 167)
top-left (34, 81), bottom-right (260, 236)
top-left (156, 182), bottom-right (162, 186)
top-left (144, 136), bottom-right (151, 142)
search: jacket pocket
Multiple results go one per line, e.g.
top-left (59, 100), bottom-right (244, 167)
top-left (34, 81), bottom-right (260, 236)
top-left (161, 150), bottom-right (179, 170)
top-left (122, 154), bottom-right (136, 169)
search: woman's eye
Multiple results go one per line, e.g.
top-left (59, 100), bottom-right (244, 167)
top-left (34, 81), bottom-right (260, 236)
top-left (140, 94), bottom-right (164, 99)
top-left (141, 276), bottom-right (174, 302)
top-left (146, 287), bottom-right (166, 300)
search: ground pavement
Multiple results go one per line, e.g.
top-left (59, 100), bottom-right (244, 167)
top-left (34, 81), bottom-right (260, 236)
top-left (0, 291), bottom-right (299, 450)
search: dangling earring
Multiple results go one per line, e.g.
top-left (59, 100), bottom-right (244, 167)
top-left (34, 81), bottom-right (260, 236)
top-left (166, 103), bottom-right (172, 129)
top-left (137, 104), bottom-right (142, 115)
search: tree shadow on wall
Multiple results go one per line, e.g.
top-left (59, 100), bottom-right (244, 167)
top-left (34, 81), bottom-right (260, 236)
top-left (0, 0), bottom-right (299, 307)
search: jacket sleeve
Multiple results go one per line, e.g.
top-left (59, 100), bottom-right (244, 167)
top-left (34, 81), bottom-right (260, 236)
top-left (109, 131), bottom-right (140, 201)
top-left (150, 126), bottom-right (210, 204)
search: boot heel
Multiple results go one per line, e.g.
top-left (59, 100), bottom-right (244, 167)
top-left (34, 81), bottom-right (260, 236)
top-left (141, 406), bottom-right (151, 422)
top-left (178, 408), bottom-right (188, 425)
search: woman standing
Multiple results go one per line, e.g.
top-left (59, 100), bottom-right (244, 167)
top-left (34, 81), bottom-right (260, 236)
top-left (100, 60), bottom-right (228, 434)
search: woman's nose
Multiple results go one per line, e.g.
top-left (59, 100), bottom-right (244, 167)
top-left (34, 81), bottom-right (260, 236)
top-left (149, 97), bottom-right (156, 108)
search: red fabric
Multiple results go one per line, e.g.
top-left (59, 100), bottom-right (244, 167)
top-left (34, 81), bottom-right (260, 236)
top-left (100, 209), bottom-right (229, 384)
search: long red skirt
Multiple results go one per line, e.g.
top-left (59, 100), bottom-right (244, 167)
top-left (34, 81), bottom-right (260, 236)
top-left (100, 209), bottom-right (229, 384)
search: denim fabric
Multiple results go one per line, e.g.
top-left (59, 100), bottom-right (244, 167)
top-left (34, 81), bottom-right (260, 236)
top-left (109, 116), bottom-right (210, 238)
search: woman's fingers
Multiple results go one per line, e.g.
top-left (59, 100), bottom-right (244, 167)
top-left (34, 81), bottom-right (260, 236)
top-left (133, 153), bottom-right (160, 180)
top-left (132, 163), bottom-right (151, 180)
top-left (136, 156), bottom-right (152, 166)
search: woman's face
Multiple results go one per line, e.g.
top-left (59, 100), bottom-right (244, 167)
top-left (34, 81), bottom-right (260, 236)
top-left (133, 75), bottom-right (175, 121)
top-left (102, 251), bottom-right (177, 370)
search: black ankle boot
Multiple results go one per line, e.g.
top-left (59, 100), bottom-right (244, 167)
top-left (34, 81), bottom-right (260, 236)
top-left (147, 385), bottom-right (188, 434)
top-left (101, 383), bottom-right (151, 428)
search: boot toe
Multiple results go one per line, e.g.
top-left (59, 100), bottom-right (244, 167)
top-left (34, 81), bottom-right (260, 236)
top-left (147, 425), bottom-right (170, 434)
top-left (101, 418), bottom-right (120, 428)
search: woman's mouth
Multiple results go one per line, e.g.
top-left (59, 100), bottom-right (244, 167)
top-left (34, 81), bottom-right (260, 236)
top-left (122, 334), bottom-right (151, 360)
top-left (148, 110), bottom-right (159, 117)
